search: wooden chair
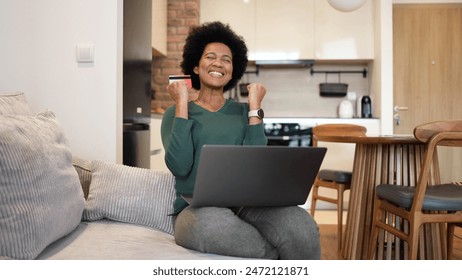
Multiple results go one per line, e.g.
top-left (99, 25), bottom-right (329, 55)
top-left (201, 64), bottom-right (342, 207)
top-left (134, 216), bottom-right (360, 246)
top-left (310, 124), bottom-right (367, 252)
top-left (368, 120), bottom-right (462, 260)
top-left (447, 223), bottom-right (462, 259)
top-left (448, 181), bottom-right (462, 259)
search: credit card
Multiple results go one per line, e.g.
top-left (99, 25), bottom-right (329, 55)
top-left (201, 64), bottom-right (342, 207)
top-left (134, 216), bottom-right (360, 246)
top-left (169, 75), bottom-right (192, 88)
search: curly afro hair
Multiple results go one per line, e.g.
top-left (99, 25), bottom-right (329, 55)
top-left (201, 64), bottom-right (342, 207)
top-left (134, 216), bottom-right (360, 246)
top-left (180, 21), bottom-right (248, 92)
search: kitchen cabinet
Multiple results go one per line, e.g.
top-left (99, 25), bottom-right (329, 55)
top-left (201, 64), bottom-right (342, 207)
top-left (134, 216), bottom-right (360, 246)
top-left (255, 0), bottom-right (314, 60)
top-left (200, 0), bottom-right (257, 58)
top-left (200, 0), bottom-right (374, 60)
top-left (152, 0), bottom-right (167, 56)
top-left (200, 0), bottom-right (312, 60)
top-left (314, 0), bottom-right (374, 60)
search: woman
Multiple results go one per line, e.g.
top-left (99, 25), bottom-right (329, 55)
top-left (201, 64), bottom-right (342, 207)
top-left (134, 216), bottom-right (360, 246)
top-left (161, 21), bottom-right (320, 259)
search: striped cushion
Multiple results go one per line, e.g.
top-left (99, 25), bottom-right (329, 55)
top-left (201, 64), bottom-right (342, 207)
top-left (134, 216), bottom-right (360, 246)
top-left (0, 92), bottom-right (32, 116)
top-left (82, 160), bottom-right (176, 234)
top-left (0, 110), bottom-right (85, 259)
top-left (72, 157), bottom-right (92, 199)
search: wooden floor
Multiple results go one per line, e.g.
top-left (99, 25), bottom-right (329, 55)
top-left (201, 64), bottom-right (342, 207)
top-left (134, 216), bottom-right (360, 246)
top-left (319, 224), bottom-right (462, 260)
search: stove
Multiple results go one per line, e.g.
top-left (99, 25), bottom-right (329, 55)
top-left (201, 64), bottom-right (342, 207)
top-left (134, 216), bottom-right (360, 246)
top-left (264, 123), bottom-right (312, 147)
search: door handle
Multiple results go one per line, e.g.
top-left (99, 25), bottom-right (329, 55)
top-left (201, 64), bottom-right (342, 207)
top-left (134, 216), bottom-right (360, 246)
top-left (394, 106), bottom-right (408, 112)
top-left (393, 106), bottom-right (408, 126)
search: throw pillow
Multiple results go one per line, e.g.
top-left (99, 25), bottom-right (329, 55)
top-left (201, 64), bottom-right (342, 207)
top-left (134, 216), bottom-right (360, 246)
top-left (0, 92), bottom-right (32, 116)
top-left (72, 157), bottom-right (92, 199)
top-left (82, 160), bottom-right (176, 234)
top-left (0, 110), bottom-right (85, 259)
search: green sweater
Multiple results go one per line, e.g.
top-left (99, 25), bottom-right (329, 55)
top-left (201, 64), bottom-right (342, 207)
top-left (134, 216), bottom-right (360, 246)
top-left (161, 99), bottom-right (267, 213)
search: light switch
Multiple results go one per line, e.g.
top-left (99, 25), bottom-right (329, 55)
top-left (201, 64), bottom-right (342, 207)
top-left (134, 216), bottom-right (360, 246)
top-left (76, 43), bottom-right (94, 63)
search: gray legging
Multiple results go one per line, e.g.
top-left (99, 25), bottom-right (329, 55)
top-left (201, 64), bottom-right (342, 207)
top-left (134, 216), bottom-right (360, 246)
top-left (173, 206), bottom-right (320, 259)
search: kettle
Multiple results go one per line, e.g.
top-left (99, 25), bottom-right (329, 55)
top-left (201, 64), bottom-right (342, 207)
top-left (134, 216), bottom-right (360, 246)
top-left (338, 100), bottom-right (354, 118)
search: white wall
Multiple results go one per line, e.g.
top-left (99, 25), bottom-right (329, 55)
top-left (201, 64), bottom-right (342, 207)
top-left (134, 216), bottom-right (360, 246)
top-left (0, 0), bottom-right (123, 163)
top-left (375, 0), bottom-right (394, 135)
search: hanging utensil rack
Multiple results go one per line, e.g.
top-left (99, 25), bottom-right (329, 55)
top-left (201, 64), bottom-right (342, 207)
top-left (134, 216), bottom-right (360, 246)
top-left (310, 68), bottom-right (368, 78)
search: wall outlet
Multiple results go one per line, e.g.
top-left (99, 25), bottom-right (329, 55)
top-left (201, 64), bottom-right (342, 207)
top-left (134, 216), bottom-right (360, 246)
top-left (347, 91), bottom-right (357, 101)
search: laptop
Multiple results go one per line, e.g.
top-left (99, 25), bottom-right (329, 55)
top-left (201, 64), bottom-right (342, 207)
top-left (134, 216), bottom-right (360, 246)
top-left (188, 145), bottom-right (327, 208)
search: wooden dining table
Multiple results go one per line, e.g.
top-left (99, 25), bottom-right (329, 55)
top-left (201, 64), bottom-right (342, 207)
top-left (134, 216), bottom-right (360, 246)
top-left (315, 134), bottom-right (446, 260)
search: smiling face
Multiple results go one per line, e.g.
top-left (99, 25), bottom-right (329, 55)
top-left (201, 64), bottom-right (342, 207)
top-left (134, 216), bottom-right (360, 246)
top-left (193, 42), bottom-right (233, 90)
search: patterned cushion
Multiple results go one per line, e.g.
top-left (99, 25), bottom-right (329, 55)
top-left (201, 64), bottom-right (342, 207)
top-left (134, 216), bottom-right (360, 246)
top-left (82, 160), bottom-right (176, 234)
top-left (0, 92), bottom-right (32, 116)
top-left (0, 110), bottom-right (85, 259)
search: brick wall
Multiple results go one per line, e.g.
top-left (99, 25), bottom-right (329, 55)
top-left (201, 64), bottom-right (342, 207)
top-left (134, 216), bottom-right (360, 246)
top-left (151, 0), bottom-right (200, 112)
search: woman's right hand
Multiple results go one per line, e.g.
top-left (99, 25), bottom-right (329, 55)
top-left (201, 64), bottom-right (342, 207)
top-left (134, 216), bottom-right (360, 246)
top-left (167, 81), bottom-right (190, 119)
top-left (167, 81), bottom-right (190, 105)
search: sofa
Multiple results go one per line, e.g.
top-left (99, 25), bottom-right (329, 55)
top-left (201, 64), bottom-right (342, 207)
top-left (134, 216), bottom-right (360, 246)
top-left (0, 92), bottom-right (240, 260)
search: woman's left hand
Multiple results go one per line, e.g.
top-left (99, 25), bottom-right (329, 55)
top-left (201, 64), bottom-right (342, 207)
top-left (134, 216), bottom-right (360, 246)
top-left (247, 83), bottom-right (266, 110)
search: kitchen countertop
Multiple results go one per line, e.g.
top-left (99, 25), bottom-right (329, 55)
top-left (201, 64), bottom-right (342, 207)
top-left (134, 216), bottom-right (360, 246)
top-left (151, 113), bottom-right (164, 119)
top-left (264, 117), bottom-right (379, 125)
top-left (264, 117), bottom-right (381, 135)
top-left (152, 113), bottom-right (378, 120)
top-left (152, 114), bottom-right (379, 125)
top-left (151, 113), bottom-right (380, 127)
top-left (264, 117), bottom-right (378, 120)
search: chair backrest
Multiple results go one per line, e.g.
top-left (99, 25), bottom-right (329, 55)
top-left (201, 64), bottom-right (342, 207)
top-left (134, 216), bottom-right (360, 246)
top-left (312, 124), bottom-right (367, 147)
top-left (414, 120), bottom-right (462, 147)
top-left (411, 120), bottom-right (462, 211)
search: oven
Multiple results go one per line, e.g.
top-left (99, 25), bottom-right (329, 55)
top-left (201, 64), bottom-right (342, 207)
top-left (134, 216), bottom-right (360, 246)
top-left (264, 123), bottom-right (312, 147)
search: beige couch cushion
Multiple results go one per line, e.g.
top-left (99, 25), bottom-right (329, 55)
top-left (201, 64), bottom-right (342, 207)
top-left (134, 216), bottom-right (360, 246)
top-left (37, 220), bottom-right (241, 260)
top-left (0, 110), bottom-right (85, 259)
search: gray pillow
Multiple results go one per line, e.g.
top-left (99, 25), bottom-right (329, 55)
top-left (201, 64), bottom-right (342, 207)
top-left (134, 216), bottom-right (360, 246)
top-left (0, 92), bottom-right (33, 116)
top-left (82, 160), bottom-right (176, 234)
top-left (72, 157), bottom-right (92, 199)
top-left (0, 110), bottom-right (85, 259)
